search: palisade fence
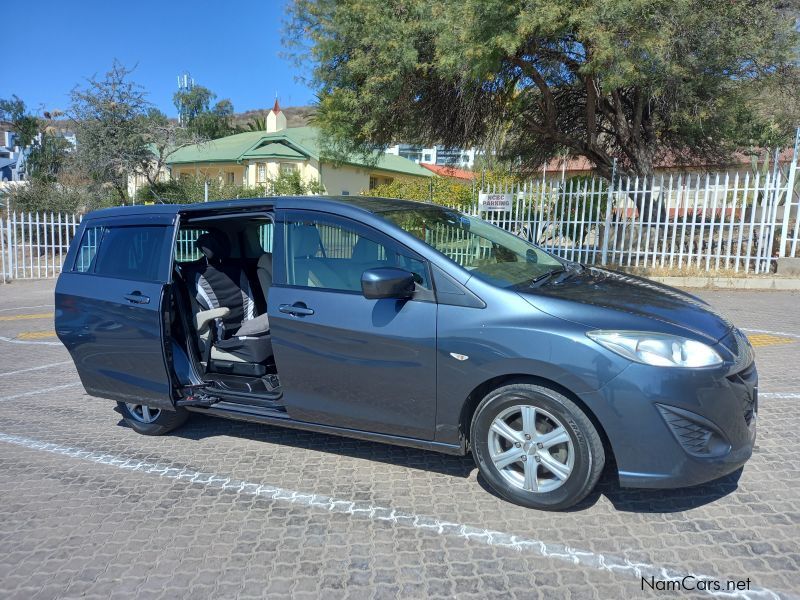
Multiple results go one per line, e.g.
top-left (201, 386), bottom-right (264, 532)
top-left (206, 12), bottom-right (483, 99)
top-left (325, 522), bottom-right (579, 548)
top-left (471, 149), bottom-right (800, 275)
top-left (1, 212), bottom-right (82, 282)
top-left (1, 143), bottom-right (799, 282)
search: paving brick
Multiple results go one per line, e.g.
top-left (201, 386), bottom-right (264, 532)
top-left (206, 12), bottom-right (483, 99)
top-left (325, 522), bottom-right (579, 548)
top-left (0, 280), bottom-right (798, 598)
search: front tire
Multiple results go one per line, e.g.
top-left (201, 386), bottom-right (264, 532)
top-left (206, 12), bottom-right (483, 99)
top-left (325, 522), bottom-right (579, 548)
top-left (117, 402), bottom-right (189, 436)
top-left (470, 383), bottom-right (604, 510)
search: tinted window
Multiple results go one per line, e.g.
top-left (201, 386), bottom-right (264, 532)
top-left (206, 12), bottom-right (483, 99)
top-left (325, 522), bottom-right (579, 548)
top-left (284, 214), bottom-right (428, 292)
top-left (73, 226), bottom-right (104, 273)
top-left (93, 226), bottom-right (169, 281)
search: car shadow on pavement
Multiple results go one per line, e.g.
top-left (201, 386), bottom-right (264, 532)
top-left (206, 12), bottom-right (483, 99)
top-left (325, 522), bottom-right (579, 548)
top-left (475, 463), bottom-right (743, 513)
top-left (156, 412), bottom-right (477, 479)
top-left (130, 413), bottom-right (742, 512)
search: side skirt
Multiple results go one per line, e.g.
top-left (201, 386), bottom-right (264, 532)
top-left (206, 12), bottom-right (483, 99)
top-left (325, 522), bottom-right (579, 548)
top-left (186, 402), bottom-right (467, 456)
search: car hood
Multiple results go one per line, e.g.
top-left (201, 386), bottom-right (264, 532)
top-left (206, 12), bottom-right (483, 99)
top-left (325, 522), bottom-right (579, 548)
top-left (518, 267), bottom-right (734, 343)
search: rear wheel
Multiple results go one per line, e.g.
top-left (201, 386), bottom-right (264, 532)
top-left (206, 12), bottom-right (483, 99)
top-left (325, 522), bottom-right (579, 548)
top-left (470, 383), bottom-right (604, 510)
top-left (117, 402), bottom-right (189, 436)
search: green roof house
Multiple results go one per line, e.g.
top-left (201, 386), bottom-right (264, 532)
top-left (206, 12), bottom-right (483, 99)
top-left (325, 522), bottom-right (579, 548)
top-left (143, 100), bottom-right (431, 197)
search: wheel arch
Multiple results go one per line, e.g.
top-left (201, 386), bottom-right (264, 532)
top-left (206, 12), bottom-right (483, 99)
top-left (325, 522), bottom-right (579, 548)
top-left (459, 373), bottom-right (617, 468)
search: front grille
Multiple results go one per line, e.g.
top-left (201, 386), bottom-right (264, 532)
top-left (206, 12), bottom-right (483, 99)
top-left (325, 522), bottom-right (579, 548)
top-left (656, 404), bottom-right (730, 457)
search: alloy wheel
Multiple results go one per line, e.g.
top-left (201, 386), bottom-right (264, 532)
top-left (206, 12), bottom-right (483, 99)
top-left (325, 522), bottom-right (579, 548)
top-left (487, 404), bottom-right (575, 493)
top-left (125, 403), bottom-right (161, 424)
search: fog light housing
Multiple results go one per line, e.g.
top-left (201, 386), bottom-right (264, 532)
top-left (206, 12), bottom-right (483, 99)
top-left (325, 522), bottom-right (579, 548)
top-left (656, 404), bottom-right (730, 457)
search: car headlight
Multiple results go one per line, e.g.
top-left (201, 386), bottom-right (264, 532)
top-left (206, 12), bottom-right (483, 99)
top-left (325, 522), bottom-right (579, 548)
top-left (587, 330), bottom-right (723, 368)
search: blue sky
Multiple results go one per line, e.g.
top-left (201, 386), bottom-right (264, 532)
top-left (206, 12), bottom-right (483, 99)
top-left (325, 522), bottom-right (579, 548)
top-left (4, 0), bottom-right (316, 117)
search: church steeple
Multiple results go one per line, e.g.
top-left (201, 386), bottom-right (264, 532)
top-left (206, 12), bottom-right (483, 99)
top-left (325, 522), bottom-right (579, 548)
top-left (266, 97), bottom-right (287, 132)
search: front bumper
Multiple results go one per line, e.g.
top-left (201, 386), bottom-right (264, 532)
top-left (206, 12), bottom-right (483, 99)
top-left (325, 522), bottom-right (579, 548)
top-left (578, 359), bottom-right (757, 489)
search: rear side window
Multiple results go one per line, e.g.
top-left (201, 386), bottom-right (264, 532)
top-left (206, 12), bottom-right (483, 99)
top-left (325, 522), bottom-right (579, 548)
top-left (73, 226), bottom-right (104, 273)
top-left (84, 226), bottom-right (170, 282)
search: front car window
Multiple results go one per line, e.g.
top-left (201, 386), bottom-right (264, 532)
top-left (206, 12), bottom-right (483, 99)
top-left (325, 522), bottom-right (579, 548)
top-left (379, 207), bottom-right (564, 289)
top-left (283, 213), bottom-right (429, 292)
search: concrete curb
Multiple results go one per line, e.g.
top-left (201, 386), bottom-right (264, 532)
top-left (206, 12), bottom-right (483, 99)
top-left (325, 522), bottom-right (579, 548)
top-left (648, 276), bottom-right (800, 290)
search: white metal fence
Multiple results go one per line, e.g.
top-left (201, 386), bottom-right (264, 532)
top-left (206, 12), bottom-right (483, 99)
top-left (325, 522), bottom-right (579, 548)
top-left (1, 212), bottom-right (82, 281)
top-left (1, 146), bottom-right (798, 281)
top-left (473, 151), bottom-right (799, 274)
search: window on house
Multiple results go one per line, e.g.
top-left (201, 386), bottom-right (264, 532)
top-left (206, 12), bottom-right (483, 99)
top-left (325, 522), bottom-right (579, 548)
top-left (369, 176), bottom-right (379, 190)
top-left (256, 163), bottom-right (267, 183)
top-left (280, 162), bottom-right (298, 175)
top-left (226, 172), bottom-right (235, 184)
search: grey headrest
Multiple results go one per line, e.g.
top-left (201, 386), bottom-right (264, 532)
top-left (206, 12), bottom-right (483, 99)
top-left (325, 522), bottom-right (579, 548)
top-left (352, 237), bottom-right (381, 262)
top-left (291, 225), bottom-right (322, 258)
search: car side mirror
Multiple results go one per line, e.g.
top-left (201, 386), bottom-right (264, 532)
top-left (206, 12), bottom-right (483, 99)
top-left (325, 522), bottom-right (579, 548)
top-left (361, 267), bottom-right (416, 300)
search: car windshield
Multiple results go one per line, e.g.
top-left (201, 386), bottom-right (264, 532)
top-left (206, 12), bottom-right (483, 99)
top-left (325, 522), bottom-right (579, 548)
top-left (379, 207), bottom-right (566, 289)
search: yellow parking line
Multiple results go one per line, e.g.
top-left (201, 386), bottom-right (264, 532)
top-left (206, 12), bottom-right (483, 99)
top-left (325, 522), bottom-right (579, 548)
top-left (0, 312), bottom-right (54, 322)
top-left (16, 330), bottom-right (57, 340)
top-left (747, 333), bottom-right (797, 348)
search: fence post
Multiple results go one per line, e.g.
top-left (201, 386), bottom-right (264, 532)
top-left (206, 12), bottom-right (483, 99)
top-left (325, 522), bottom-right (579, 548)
top-left (5, 214), bottom-right (12, 282)
top-left (600, 159), bottom-right (616, 265)
top-left (0, 216), bottom-right (5, 283)
top-left (778, 127), bottom-right (799, 258)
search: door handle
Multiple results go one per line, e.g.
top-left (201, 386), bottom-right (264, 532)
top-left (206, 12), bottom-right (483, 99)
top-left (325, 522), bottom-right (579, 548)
top-left (279, 303), bottom-right (314, 316)
top-left (124, 291), bottom-right (150, 305)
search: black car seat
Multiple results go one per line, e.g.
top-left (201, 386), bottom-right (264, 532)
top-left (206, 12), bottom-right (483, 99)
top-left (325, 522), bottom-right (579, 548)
top-left (184, 231), bottom-right (273, 370)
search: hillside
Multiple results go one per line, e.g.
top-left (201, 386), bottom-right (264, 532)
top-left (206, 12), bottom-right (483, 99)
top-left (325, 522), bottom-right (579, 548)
top-left (0, 105), bottom-right (317, 138)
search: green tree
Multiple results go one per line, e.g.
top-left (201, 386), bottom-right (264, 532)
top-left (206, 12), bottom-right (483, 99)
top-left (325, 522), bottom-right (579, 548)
top-left (134, 108), bottom-right (200, 190)
top-left (287, 0), bottom-right (799, 199)
top-left (245, 116), bottom-right (267, 131)
top-left (0, 95), bottom-right (40, 147)
top-left (69, 61), bottom-right (154, 202)
top-left (173, 84), bottom-right (236, 139)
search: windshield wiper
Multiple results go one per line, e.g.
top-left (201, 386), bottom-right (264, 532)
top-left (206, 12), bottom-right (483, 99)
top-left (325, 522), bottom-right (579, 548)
top-left (529, 267), bottom-right (566, 287)
top-left (551, 262), bottom-right (585, 284)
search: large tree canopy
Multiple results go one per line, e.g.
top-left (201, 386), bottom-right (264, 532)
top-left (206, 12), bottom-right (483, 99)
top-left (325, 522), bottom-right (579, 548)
top-left (287, 0), bottom-right (800, 179)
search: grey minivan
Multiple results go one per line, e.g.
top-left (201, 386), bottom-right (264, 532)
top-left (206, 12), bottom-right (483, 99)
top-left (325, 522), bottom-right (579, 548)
top-left (55, 197), bottom-right (757, 510)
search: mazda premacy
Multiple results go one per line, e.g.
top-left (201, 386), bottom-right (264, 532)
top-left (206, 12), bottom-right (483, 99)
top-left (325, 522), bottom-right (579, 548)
top-left (55, 197), bottom-right (757, 510)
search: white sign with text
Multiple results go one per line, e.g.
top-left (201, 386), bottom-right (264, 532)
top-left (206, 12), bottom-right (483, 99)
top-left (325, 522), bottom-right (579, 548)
top-left (478, 192), bottom-right (513, 212)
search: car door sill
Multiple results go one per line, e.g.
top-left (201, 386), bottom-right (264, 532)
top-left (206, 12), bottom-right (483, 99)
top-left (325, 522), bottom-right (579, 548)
top-left (185, 403), bottom-right (466, 456)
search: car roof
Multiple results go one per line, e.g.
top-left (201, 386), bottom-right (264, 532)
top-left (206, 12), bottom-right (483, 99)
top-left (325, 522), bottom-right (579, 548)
top-left (84, 195), bottom-right (444, 220)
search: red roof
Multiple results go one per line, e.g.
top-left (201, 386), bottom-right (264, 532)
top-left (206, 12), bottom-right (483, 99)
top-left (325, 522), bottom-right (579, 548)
top-left (544, 149), bottom-right (795, 174)
top-left (272, 98), bottom-right (281, 113)
top-left (420, 163), bottom-right (474, 180)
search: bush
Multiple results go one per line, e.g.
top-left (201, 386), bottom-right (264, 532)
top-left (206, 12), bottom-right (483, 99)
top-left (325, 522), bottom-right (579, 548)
top-left (4, 179), bottom-right (117, 214)
top-left (135, 170), bottom-right (325, 204)
top-left (365, 177), bottom-right (475, 210)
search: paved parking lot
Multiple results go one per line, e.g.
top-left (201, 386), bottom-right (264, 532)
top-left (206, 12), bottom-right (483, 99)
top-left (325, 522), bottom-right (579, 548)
top-left (0, 279), bottom-right (798, 599)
